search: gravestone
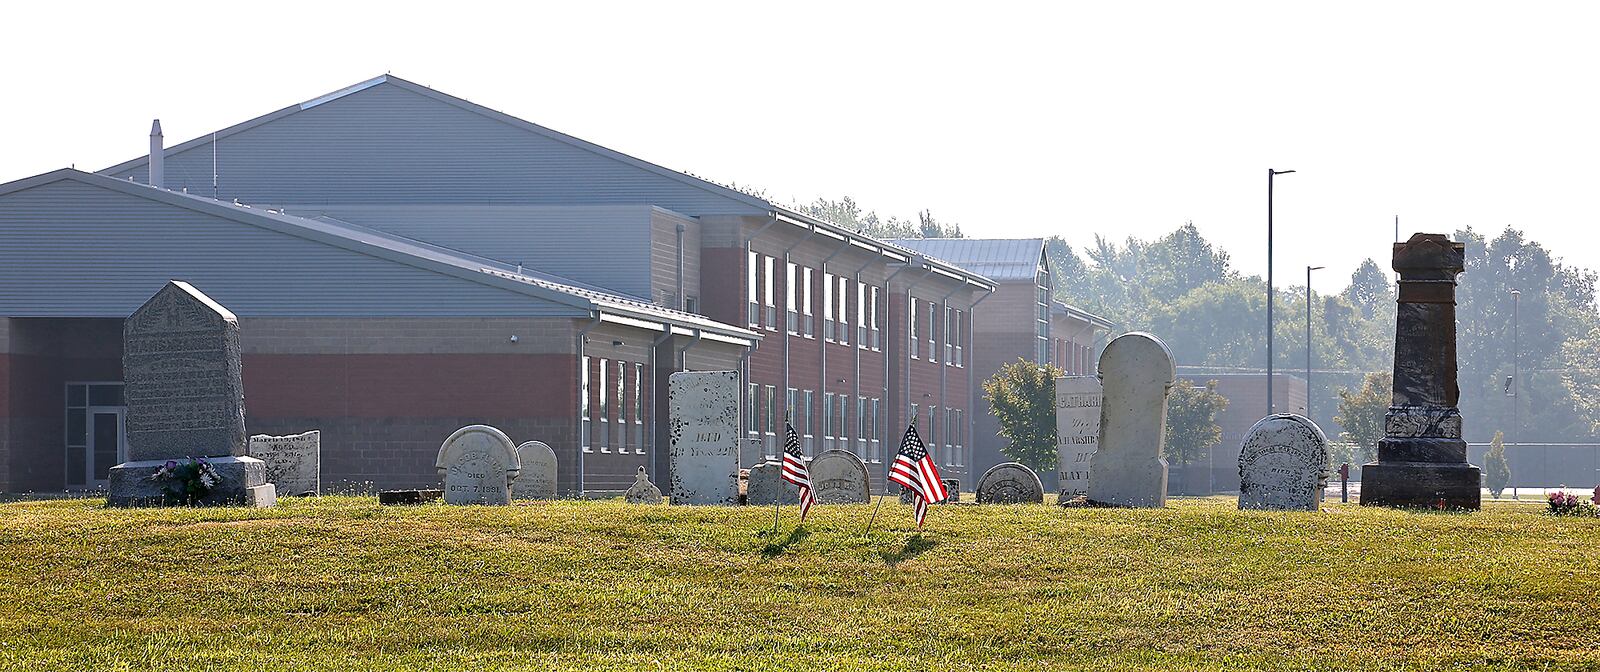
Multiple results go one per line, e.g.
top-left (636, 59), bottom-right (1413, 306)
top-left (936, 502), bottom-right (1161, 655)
top-left (809, 450), bottom-right (870, 503)
top-left (247, 431), bottom-right (320, 496)
top-left (746, 461), bottom-right (799, 505)
top-left (977, 462), bottom-right (1045, 504)
top-left (1361, 234), bottom-right (1482, 510)
top-left (624, 466), bottom-right (664, 504)
top-left (510, 441), bottom-right (557, 500)
top-left (379, 489), bottom-right (442, 505)
top-left (901, 477), bottom-right (961, 504)
top-left (435, 425), bottom-right (520, 505)
top-left (1087, 332), bottom-right (1176, 508)
top-left (667, 371), bottom-right (740, 505)
top-left (1237, 414), bottom-right (1330, 511)
top-left (108, 281), bottom-right (273, 507)
top-left (1056, 376), bottom-right (1103, 500)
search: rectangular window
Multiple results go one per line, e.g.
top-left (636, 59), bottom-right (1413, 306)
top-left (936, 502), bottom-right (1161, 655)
top-left (951, 309), bottom-right (963, 366)
top-left (857, 282), bottom-right (869, 347)
top-left (910, 299), bottom-right (920, 359)
top-left (823, 392), bottom-right (835, 448)
top-left (581, 356), bottom-right (592, 453)
top-left (856, 396), bottom-right (867, 452)
top-left (801, 267), bottom-right (814, 337)
top-left (764, 256), bottom-right (777, 329)
top-left (747, 250), bottom-right (759, 327)
top-left (836, 276), bottom-right (849, 344)
top-left (764, 385), bottom-right (777, 436)
top-left (836, 394), bottom-right (848, 454)
top-left (633, 363), bottom-right (644, 452)
top-left (599, 358), bottom-right (610, 453)
top-left (870, 398), bottom-right (882, 461)
top-left (822, 272), bottom-right (835, 342)
top-left (615, 360), bottom-right (626, 454)
top-left (786, 261), bottom-right (798, 334)
top-left (870, 286), bottom-right (882, 350)
top-left (802, 389), bottom-right (815, 451)
top-left (928, 301), bottom-right (939, 363)
top-left (746, 382), bottom-right (759, 436)
top-left (786, 388), bottom-right (797, 428)
top-left (928, 405), bottom-right (938, 450)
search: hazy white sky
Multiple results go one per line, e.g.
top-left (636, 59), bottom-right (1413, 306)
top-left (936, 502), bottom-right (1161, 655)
top-left (5, 1), bottom-right (1597, 295)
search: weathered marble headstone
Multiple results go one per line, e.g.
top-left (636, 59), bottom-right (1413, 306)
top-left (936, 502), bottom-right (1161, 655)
top-left (746, 461), bottom-right (799, 505)
top-left (248, 431), bottom-right (320, 496)
top-left (1361, 233), bottom-right (1482, 510)
top-left (624, 466), bottom-right (664, 504)
top-left (1237, 414), bottom-right (1330, 511)
top-left (510, 441), bottom-right (557, 500)
top-left (108, 281), bottom-right (273, 507)
top-left (1056, 376), bottom-right (1103, 500)
top-left (901, 477), bottom-right (961, 504)
top-left (809, 450), bottom-right (870, 503)
top-left (435, 424), bottom-right (520, 505)
top-left (977, 462), bottom-right (1045, 504)
top-left (1087, 332), bottom-right (1176, 508)
top-left (667, 370), bottom-right (740, 505)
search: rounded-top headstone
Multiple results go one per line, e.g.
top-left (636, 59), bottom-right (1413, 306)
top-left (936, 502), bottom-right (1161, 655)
top-left (808, 450), bottom-right (871, 503)
top-left (976, 462), bottom-right (1045, 504)
top-left (1087, 332), bottom-right (1177, 508)
top-left (435, 425), bottom-right (521, 505)
top-left (1238, 414), bottom-right (1330, 511)
top-left (511, 441), bottom-right (558, 500)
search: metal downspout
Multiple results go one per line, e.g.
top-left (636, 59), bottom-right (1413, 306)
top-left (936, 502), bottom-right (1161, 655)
top-left (648, 327), bottom-right (675, 485)
top-left (575, 312), bottom-right (604, 498)
top-left (678, 328), bottom-right (703, 370)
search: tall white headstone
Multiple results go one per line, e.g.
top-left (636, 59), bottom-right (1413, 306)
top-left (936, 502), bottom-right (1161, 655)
top-left (1055, 376), bottom-right (1103, 500)
top-left (1087, 332), bottom-right (1176, 508)
top-left (1238, 414), bottom-right (1330, 511)
top-left (435, 425), bottom-right (521, 505)
top-left (667, 370), bottom-right (741, 505)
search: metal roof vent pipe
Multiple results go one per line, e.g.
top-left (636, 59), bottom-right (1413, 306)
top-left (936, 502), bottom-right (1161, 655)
top-left (148, 119), bottom-right (164, 189)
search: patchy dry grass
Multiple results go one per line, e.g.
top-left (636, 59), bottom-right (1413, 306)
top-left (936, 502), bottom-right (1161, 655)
top-left (0, 496), bottom-right (1595, 671)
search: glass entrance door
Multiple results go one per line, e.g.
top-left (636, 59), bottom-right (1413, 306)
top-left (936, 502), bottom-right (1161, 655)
top-left (65, 382), bottom-right (126, 490)
top-left (88, 407), bottom-right (126, 487)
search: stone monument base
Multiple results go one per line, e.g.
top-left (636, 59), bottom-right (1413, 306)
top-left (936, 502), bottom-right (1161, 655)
top-left (108, 456), bottom-right (273, 507)
top-left (1359, 460), bottom-right (1481, 510)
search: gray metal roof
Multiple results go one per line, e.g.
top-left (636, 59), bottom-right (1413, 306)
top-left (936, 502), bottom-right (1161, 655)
top-left (887, 238), bottom-right (1047, 282)
top-left (0, 169), bottom-right (757, 344)
top-left (97, 75), bottom-right (996, 294)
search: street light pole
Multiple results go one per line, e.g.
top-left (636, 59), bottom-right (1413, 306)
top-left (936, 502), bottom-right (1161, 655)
top-left (1267, 168), bottom-right (1295, 414)
top-left (1306, 265), bottom-right (1324, 419)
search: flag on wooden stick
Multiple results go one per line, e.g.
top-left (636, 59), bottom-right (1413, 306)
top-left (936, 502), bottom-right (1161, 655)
top-left (780, 421), bottom-right (816, 522)
top-left (887, 421), bottom-right (946, 528)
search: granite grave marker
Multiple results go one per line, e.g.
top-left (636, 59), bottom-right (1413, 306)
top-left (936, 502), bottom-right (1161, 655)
top-left (746, 461), bottom-right (800, 505)
top-left (809, 450), bottom-right (870, 503)
top-left (108, 281), bottom-right (273, 507)
top-left (435, 424), bottom-right (521, 505)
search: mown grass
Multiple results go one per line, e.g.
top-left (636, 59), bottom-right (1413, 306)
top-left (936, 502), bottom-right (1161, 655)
top-left (0, 496), bottom-right (1596, 671)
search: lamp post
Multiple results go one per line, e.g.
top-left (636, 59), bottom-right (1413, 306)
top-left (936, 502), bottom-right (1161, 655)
top-left (1306, 265), bottom-right (1324, 420)
top-left (1510, 288), bottom-right (1520, 452)
top-left (1267, 168), bottom-right (1295, 414)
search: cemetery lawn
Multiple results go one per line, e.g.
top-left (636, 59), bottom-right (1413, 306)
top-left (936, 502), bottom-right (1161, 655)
top-left (1, 497), bottom-right (1597, 671)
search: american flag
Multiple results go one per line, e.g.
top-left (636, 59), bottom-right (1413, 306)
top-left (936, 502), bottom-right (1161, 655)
top-left (780, 421), bottom-right (816, 522)
top-left (888, 420), bottom-right (947, 528)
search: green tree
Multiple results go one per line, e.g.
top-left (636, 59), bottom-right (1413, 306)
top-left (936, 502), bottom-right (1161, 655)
top-left (1484, 431), bottom-right (1511, 498)
top-left (1335, 372), bottom-right (1391, 462)
top-left (1164, 379), bottom-right (1229, 467)
top-left (982, 358), bottom-right (1064, 471)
